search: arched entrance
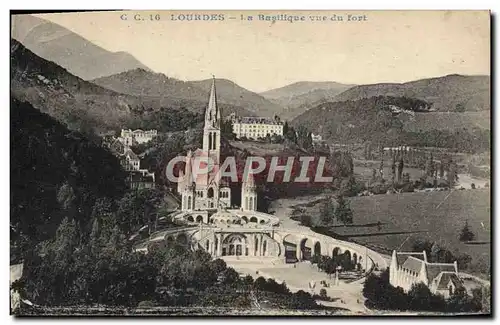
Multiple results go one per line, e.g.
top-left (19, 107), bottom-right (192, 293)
top-left (353, 252), bottom-right (358, 265)
top-left (282, 234), bottom-right (300, 263)
top-left (187, 215), bottom-right (194, 222)
top-left (332, 247), bottom-right (340, 259)
top-left (314, 242), bottom-right (321, 257)
top-left (344, 250), bottom-right (351, 261)
top-left (249, 216), bottom-right (258, 223)
top-left (241, 216), bottom-right (249, 223)
top-left (196, 215), bottom-right (203, 223)
top-left (300, 238), bottom-right (312, 261)
top-left (166, 236), bottom-right (175, 246)
top-left (222, 234), bottom-right (248, 256)
top-left (342, 250), bottom-right (352, 270)
top-left (259, 219), bottom-right (266, 224)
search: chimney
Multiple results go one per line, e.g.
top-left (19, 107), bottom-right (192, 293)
top-left (422, 250), bottom-right (428, 263)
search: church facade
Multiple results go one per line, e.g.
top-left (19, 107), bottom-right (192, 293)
top-left (177, 77), bottom-right (257, 218)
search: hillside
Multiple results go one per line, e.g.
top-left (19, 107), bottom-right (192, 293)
top-left (11, 14), bottom-right (150, 80)
top-left (11, 38), bottom-right (141, 133)
top-left (332, 74), bottom-right (490, 112)
top-left (10, 98), bottom-right (127, 254)
top-left (292, 96), bottom-right (490, 153)
top-left (10, 39), bottom-right (230, 135)
top-left (191, 78), bottom-right (283, 117)
top-left (91, 70), bottom-right (254, 118)
top-left (260, 81), bottom-right (354, 120)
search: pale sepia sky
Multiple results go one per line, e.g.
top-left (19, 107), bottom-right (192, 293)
top-left (36, 10), bottom-right (490, 92)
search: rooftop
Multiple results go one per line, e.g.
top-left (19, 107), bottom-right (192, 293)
top-left (234, 116), bottom-right (283, 125)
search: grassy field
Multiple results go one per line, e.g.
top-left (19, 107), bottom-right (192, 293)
top-left (299, 189), bottom-right (491, 277)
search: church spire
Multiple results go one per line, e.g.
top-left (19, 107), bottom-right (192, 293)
top-left (205, 75), bottom-right (220, 128)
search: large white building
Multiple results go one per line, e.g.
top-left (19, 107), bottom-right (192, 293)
top-left (231, 116), bottom-right (283, 140)
top-left (120, 129), bottom-right (158, 146)
top-left (389, 250), bottom-right (464, 298)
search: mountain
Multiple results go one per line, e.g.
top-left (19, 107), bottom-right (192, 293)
top-left (190, 78), bottom-right (284, 117)
top-left (91, 70), bottom-right (255, 117)
top-left (331, 74), bottom-right (490, 112)
top-left (11, 14), bottom-right (150, 80)
top-left (11, 39), bottom-right (252, 135)
top-left (260, 81), bottom-right (354, 120)
top-left (11, 38), bottom-right (141, 133)
top-left (92, 68), bottom-right (210, 101)
top-left (292, 96), bottom-right (490, 153)
top-left (261, 81), bottom-right (353, 100)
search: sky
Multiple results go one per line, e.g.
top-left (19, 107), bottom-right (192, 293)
top-left (35, 10), bottom-right (490, 93)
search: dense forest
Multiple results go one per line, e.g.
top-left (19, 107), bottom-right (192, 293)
top-left (10, 98), bottom-right (127, 260)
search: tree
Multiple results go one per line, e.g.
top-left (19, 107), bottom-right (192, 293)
top-left (430, 242), bottom-right (440, 263)
top-left (379, 160), bottom-right (384, 180)
top-left (425, 154), bottom-right (435, 177)
top-left (335, 195), bottom-right (353, 226)
top-left (296, 125), bottom-right (313, 151)
top-left (459, 220), bottom-right (475, 242)
top-left (89, 218), bottom-right (102, 256)
top-left (439, 162), bottom-right (445, 178)
top-left (221, 119), bottom-right (235, 139)
top-left (455, 103), bottom-right (466, 112)
top-left (371, 168), bottom-right (377, 183)
top-left (391, 157), bottom-right (396, 184)
top-left (397, 157), bottom-right (404, 183)
top-left (447, 159), bottom-right (459, 187)
top-left (319, 195), bottom-right (336, 227)
top-left (53, 217), bottom-right (79, 260)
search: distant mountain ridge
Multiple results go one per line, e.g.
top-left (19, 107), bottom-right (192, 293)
top-left (260, 81), bottom-right (354, 119)
top-left (190, 78), bottom-right (284, 117)
top-left (261, 81), bottom-right (354, 100)
top-left (11, 14), bottom-right (150, 80)
top-left (10, 39), bottom-right (254, 135)
top-left (92, 70), bottom-right (277, 117)
top-left (331, 74), bottom-right (490, 112)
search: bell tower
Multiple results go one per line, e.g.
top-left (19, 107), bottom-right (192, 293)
top-left (203, 75), bottom-right (221, 161)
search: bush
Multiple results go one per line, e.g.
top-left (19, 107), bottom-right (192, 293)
top-left (319, 288), bottom-right (328, 300)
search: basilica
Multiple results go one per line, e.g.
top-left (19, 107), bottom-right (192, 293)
top-left (175, 77), bottom-right (259, 224)
top-left (156, 78), bottom-right (373, 267)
